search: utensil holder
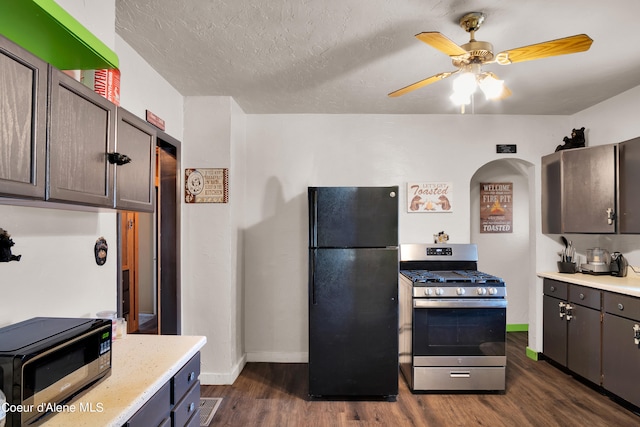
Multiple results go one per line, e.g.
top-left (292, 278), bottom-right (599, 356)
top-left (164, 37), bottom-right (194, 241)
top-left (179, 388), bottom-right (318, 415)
top-left (557, 261), bottom-right (577, 274)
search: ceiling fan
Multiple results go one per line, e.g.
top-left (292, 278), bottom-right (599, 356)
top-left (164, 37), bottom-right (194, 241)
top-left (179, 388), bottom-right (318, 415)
top-left (388, 12), bottom-right (593, 103)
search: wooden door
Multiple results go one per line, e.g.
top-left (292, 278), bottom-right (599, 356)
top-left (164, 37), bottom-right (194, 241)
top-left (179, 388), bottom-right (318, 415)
top-left (121, 211), bottom-right (139, 333)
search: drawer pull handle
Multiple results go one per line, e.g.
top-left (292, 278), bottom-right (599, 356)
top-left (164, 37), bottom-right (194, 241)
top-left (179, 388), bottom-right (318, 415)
top-left (187, 401), bottom-right (195, 413)
top-left (618, 303), bottom-right (625, 311)
top-left (550, 286), bottom-right (556, 292)
top-left (634, 324), bottom-right (640, 345)
top-left (187, 371), bottom-right (196, 382)
top-left (579, 293), bottom-right (585, 300)
top-left (450, 371), bottom-right (471, 378)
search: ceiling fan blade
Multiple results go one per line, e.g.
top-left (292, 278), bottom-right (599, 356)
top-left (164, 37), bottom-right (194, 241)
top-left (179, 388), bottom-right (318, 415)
top-left (484, 72), bottom-right (512, 100)
top-left (495, 34), bottom-right (593, 65)
top-left (388, 71), bottom-right (457, 98)
top-left (415, 32), bottom-right (468, 57)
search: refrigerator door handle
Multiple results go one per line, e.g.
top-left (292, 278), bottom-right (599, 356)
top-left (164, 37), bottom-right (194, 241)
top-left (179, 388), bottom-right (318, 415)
top-left (310, 188), bottom-right (318, 247)
top-left (310, 250), bottom-right (316, 305)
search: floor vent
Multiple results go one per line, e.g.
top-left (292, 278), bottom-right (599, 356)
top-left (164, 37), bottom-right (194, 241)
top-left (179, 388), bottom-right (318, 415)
top-left (199, 397), bottom-right (222, 426)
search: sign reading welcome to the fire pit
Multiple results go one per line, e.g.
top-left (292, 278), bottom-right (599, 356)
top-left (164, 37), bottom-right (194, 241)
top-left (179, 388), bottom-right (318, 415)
top-left (480, 182), bottom-right (513, 233)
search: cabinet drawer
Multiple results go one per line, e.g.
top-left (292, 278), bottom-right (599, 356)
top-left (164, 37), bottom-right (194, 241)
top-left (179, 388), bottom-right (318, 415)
top-left (172, 380), bottom-right (200, 427)
top-left (126, 381), bottom-right (171, 427)
top-left (604, 292), bottom-right (640, 320)
top-left (184, 409), bottom-right (201, 427)
top-left (172, 352), bottom-right (201, 403)
top-left (570, 285), bottom-right (601, 310)
top-left (543, 279), bottom-right (568, 299)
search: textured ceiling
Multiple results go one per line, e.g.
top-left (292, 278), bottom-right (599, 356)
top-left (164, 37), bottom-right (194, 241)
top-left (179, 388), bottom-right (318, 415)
top-left (116, 0), bottom-right (640, 115)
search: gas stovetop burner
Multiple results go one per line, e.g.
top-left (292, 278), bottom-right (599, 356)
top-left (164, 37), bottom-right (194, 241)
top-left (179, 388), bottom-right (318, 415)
top-left (400, 270), bottom-right (505, 285)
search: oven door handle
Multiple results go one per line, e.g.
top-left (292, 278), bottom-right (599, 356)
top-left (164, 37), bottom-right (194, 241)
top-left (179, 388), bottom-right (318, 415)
top-left (413, 299), bottom-right (507, 309)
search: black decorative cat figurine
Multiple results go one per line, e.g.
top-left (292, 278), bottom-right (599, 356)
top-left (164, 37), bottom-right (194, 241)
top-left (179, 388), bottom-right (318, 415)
top-left (0, 228), bottom-right (21, 262)
top-left (555, 127), bottom-right (586, 152)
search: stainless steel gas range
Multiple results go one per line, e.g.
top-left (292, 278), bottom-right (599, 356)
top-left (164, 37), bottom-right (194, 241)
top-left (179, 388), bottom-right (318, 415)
top-left (399, 243), bottom-right (507, 392)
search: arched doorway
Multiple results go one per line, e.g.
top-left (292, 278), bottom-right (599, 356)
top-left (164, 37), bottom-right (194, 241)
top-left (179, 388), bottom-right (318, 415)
top-left (470, 159), bottom-right (535, 330)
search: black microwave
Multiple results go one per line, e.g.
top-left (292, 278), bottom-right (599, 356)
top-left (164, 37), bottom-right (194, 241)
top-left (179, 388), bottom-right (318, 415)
top-left (0, 317), bottom-right (112, 427)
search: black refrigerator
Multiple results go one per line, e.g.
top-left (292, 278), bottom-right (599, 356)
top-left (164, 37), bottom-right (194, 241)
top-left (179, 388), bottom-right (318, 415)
top-left (308, 186), bottom-right (399, 399)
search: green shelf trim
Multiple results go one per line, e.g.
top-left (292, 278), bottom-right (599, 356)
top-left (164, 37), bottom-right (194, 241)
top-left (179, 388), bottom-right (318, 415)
top-left (506, 324), bottom-right (529, 332)
top-left (525, 347), bottom-right (539, 361)
top-left (1, 0), bottom-right (118, 70)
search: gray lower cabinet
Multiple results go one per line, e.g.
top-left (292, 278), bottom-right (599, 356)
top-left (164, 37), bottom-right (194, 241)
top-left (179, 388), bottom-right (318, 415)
top-left (602, 292), bottom-right (640, 407)
top-left (543, 279), bottom-right (602, 384)
top-left (0, 34), bottom-right (47, 199)
top-left (543, 280), bottom-right (568, 365)
top-left (125, 352), bottom-right (201, 427)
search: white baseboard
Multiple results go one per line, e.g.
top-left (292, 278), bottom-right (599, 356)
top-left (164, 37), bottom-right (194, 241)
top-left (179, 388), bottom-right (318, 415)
top-left (199, 353), bottom-right (247, 385)
top-left (246, 351), bottom-right (308, 363)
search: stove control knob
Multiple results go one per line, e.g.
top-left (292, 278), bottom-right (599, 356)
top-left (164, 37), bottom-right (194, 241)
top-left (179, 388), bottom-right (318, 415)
top-left (456, 288), bottom-right (466, 295)
top-left (488, 288), bottom-right (498, 295)
top-left (435, 288), bottom-right (445, 296)
top-left (477, 287), bottom-right (487, 296)
top-left (424, 288), bottom-right (433, 296)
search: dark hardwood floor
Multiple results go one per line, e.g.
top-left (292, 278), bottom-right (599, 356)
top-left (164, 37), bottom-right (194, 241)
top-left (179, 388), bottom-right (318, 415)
top-left (201, 333), bottom-right (640, 426)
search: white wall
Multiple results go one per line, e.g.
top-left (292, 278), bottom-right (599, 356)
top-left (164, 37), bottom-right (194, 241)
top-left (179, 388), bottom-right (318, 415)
top-left (471, 160), bottom-right (533, 327)
top-left (181, 97), bottom-right (246, 384)
top-left (242, 114), bottom-right (568, 362)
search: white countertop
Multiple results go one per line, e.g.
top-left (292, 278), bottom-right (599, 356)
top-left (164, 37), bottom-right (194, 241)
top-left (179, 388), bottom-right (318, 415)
top-left (41, 334), bottom-right (206, 427)
top-left (538, 270), bottom-right (640, 297)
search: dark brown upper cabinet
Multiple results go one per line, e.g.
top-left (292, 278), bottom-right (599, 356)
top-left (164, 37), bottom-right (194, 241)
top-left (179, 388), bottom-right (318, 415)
top-left (0, 35), bottom-right (47, 199)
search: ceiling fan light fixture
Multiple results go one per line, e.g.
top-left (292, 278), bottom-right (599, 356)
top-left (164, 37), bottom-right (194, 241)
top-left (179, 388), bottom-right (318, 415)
top-left (452, 71), bottom-right (477, 94)
top-left (450, 90), bottom-right (471, 106)
top-left (478, 74), bottom-right (505, 100)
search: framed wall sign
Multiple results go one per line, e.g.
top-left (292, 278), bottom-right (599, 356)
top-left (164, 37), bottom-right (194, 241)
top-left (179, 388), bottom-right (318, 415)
top-left (185, 168), bottom-right (229, 203)
top-left (480, 182), bottom-right (513, 233)
top-left (407, 182), bottom-right (453, 213)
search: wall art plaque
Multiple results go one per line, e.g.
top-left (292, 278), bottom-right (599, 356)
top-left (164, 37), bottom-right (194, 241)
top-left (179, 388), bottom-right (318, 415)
top-left (480, 182), bottom-right (513, 233)
top-left (407, 182), bottom-right (453, 213)
top-left (185, 168), bottom-right (229, 203)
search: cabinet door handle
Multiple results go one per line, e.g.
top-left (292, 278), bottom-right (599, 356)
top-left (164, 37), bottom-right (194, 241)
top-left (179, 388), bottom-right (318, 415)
top-left (565, 304), bottom-right (573, 321)
top-left (559, 302), bottom-right (566, 318)
top-left (634, 324), bottom-right (640, 345)
top-left (606, 208), bottom-right (615, 225)
top-left (107, 152), bottom-right (132, 165)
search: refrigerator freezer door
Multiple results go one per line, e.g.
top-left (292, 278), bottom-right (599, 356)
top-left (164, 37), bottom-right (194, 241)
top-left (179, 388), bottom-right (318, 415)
top-left (309, 248), bottom-right (399, 397)
top-left (309, 187), bottom-right (398, 248)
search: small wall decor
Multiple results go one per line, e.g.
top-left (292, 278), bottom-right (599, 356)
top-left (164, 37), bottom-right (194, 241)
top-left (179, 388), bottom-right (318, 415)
top-left (185, 168), bottom-right (229, 203)
top-left (407, 182), bottom-right (453, 213)
top-left (555, 127), bottom-right (586, 152)
top-left (0, 228), bottom-right (21, 262)
top-left (480, 183), bottom-right (513, 233)
top-left (94, 237), bottom-right (108, 266)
